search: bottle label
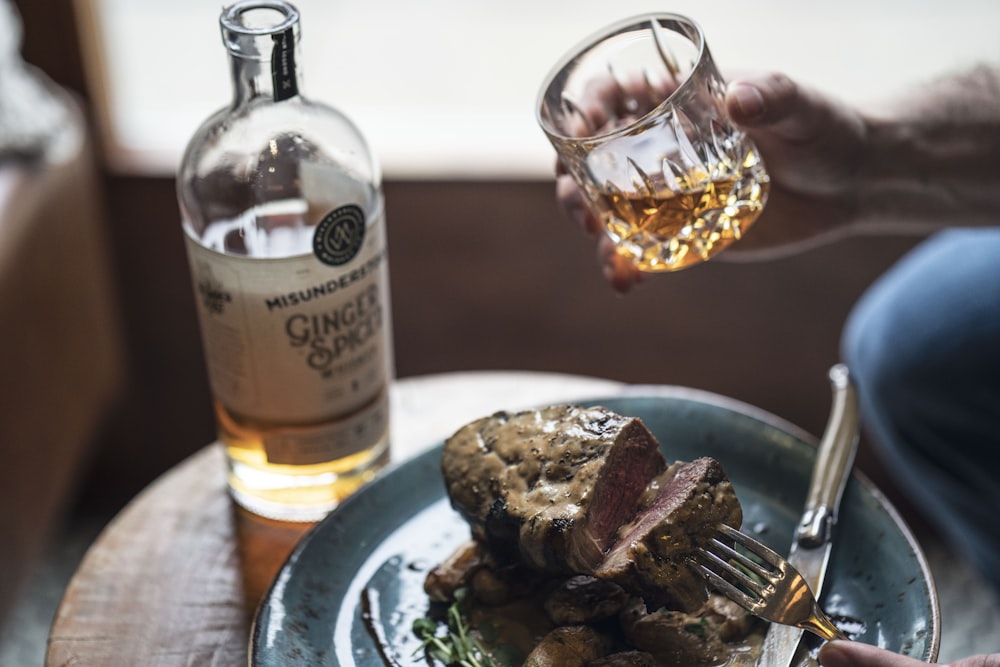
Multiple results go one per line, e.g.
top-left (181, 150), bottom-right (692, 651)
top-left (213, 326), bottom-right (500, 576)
top-left (313, 204), bottom-right (366, 266)
top-left (263, 387), bottom-right (389, 465)
top-left (271, 27), bottom-right (298, 102)
top-left (184, 207), bottom-right (391, 436)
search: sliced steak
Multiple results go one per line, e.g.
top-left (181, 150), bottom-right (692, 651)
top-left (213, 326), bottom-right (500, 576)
top-left (440, 404), bottom-right (742, 613)
top-left (596, 456), bottom-right (743, 612)
top-left (442, 405), bottom-right (667, 573)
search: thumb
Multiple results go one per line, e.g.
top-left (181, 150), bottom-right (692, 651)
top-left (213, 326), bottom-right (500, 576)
top-left (725, 72), bottom-right (830, 143)
top-left (818, 640), bottom-right (928, 667)
top-left (724, 72), bottom-right (866, 193)
top-left (818, 640), bottom-right (1000, 667)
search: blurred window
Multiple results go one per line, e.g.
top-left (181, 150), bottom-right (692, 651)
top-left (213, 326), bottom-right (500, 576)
top-left (75, 0), bottom-right (1000, 179)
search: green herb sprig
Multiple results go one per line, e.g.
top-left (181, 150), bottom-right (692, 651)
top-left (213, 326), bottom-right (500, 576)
top-left (413, 589), bottom-right (494, 667)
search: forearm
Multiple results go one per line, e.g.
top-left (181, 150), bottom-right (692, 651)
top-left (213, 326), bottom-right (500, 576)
top-left (856, 65), bottom-right (1000, 232)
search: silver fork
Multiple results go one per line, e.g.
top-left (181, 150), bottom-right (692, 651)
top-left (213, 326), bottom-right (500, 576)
top-left (691, 524), bottom-right (848, 641)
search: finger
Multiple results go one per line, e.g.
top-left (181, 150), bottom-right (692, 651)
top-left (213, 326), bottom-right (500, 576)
top-left (556, 174), bottom-right (602, 235)
top-left (725, 72), bottom-right (840, 144)
top-left (597, 236), bottom-right (644, 293)
top-left (817, 640), bottom-right (929, 667)
top-left (948, 655), bottom-right (1000, 667)
top-left (577, 74), bottom-right (675, 134)
top-left (725, 72), bottom-right (865, 194)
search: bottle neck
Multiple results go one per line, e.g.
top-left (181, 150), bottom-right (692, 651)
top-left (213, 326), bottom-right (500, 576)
top-left (220, 1), bottom-right (303, 106)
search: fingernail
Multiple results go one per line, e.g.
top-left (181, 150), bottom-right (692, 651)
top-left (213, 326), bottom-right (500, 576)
top-left (729, 82), bottom-right (766, 120)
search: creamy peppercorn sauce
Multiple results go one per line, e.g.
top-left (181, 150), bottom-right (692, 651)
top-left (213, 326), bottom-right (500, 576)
top-left (412, 404), bottom-right (782, 666)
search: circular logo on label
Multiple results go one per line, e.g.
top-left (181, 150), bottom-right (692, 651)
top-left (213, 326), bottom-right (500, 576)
top-left (314, 205), bottom-right (366, 266)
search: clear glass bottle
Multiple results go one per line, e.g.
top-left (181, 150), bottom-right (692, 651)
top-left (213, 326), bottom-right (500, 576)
top-left (177, 0), bottom-right (393, 522)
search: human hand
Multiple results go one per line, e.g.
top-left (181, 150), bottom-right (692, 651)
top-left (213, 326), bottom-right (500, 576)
top-left (721, 72), bottom-right (867, 261)
top-left (818, 640), bottom-right (1000, 667)
top-left (554, 72), bottom-right (869, 293)
top-left (554, 167), bottom-right (647, 293)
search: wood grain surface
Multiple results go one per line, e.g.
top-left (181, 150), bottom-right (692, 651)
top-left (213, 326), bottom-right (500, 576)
top-left (45, 371), bottom-right (624, 666)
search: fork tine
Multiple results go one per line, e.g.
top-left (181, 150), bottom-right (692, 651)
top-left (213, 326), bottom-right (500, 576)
top-left (691, 561), bottom-right (759, 611)
top-left (692, 524), bottom-right (850, 642)
top-left (700, 542), bottom-right (769, 594)
top-left (717, 524), bottom-right (784, 568)
top-left (703, 536), bottom-right (772, 582)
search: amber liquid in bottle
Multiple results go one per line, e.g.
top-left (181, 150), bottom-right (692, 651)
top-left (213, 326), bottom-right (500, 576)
top-left (217, 396), bottom-right (390, 514)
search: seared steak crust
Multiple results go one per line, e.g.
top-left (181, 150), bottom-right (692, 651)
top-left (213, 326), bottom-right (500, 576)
top-left (441, 404), bottom-right (742, 614)
top-left (442, 405), bottom-right (666, 573)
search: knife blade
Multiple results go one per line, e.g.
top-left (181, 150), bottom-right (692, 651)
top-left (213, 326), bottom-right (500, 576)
top-left (757, 364), bottom-right (860, 667)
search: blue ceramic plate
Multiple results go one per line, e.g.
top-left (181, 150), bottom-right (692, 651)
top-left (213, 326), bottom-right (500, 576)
top-left (251, 388), bottom-right (940, 665)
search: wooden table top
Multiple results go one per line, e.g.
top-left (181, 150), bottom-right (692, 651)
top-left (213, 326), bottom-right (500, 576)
top-left (45, 371), bottom-right (625, 666)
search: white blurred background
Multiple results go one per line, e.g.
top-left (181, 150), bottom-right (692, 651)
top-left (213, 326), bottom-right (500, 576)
top-left (79, 0), bottom-right (1000, 178)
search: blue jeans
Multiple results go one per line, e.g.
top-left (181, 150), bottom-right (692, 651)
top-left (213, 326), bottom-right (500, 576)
top-left (842, 228), bottom-right (1000, 592)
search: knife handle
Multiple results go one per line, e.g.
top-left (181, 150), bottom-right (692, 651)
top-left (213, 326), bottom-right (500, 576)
top-left (797, 364), bottom-right (860, 548)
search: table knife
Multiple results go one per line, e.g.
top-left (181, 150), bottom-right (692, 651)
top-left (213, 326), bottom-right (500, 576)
top-left (757, 364), bottom-right (860, 667)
